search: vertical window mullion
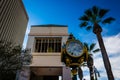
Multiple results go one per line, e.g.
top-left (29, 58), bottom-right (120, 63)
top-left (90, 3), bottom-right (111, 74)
top-left (57, 39), bottom-right (59, 52)
top-left (35, 40), bottom-right (37, 52)
top-left (37, 40), bottom-right (39, 52)
top-left (47, 38), bottom-right (49, 52)
top-left (42, 39), bottom-right (45, 52)
top-left (59, 39), bottom-right (61, 52)
top-left (44, 39), bottom-right (46, 52)
top-left (51, 39), bottom-right (54, 52)
top-left (47, 39), bottom-right (48, 52)
top-left (40, 39), bottom-right (43, 52)
top-left (56, 39), bottom-right (58, 52)
top-left (45, 40), bottom-right (47, 52)
top-left (54, 39), bottom-right (55, 52)
top-left (36, 40), bottom-right (39, 52)
top-left (38, 39), bottom-right (41, 52)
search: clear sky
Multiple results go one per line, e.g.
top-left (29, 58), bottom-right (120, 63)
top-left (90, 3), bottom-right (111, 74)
top-left (22, 0), bottom-right (120, 80)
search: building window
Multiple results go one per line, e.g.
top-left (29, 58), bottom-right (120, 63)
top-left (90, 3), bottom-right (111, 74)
top-left (35, 37), bottom-right (62, 52)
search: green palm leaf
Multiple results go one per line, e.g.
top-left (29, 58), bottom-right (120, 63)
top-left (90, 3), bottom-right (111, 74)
top-left (84, 43), bottom-right (89, 51)
top-left (92, 6), bottom-right (99, 16)
top-left (99, 9), bottom-right (109, 18)
top-left (81, 62), bottom-right (87, 66)
top-left (102, 17), bottom-right (115, 24)
top-left (90, 43), bottom-right (96, 51)
top-left (86, 26), bottom-right (92, 31)
top-left (79, 15), bottom-right (89, 21)
top-left (93, 49), bottom-right (101, 53)
top-left (80, 21), bottom-right (88, 27)
top-left (85, 9), bottom-right (93, 18)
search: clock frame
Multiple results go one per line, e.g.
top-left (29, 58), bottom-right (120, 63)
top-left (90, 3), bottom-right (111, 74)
top-left (66, 40), bottom-right (83, 57)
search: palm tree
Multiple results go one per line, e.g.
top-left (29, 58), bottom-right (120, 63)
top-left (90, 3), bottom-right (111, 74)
top-left (94, 66), bottom-right (100, 80)
top-left (78, 67), bottom-right (83, 80)
top-left (84, 43), bottom-right (100, 80)
top-left (79, 6), bottom-right (115, 80)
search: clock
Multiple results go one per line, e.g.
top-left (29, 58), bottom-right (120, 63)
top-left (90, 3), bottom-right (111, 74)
top-left (66, 40), bottom-right (83, 57)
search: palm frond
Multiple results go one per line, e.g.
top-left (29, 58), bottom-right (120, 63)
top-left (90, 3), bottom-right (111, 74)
top-left (99, 9), bottom-right (109, 18)
top-left (86, 26), bottom-right (92, 31)
top-left (92, 6), bottom-right (99, 16)
top-left (102, 17), bottom-right (115, 24)
top-left (84, 43), bottom-right (89, 51)
top-left (81, 62), bottom-right (87, 66)
top-left (79, 15), bottom-right (89, 21)
top-left (93, 49), bottom-right (100, 53)
top-left (85, 9), bottom-right (93, 17)
top-left (90, 43), bottom-right (96, 51)
top-left (80, 21), bottom-right (88, 27)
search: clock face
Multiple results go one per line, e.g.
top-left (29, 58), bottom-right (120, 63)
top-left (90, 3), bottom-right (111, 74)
top-left (66, 41), bottom-right (83, 57)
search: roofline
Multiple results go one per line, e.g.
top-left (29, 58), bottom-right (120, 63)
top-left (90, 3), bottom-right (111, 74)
top-left (31, 24), bottom-right (68, 27)
top-left (29, 33), bottom-right (69, 36)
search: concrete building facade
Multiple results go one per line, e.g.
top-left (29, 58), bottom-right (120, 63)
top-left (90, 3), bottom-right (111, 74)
top-left (0, 0), bottom-right (28, 45)
top-left (25, 24), bottom-right (72, 80)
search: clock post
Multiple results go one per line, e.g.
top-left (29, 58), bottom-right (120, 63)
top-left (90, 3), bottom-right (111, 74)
top-left (61, 34), bottom-right (88, 80)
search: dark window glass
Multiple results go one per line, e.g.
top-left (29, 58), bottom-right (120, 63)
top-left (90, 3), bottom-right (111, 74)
top-left (35, 37), bottom-right (61, 53)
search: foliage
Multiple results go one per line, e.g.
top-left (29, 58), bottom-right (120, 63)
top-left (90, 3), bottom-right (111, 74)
top-left (79, 6), bottom-right (115, 31)
top-left (0, 40), bottom-right (32, 80)
top-left (83, 42), bottom-right (100, 68)
top-left (84, 43), bottom-right (100, 54)
top-left (80, 43), bottom-right (100, 80)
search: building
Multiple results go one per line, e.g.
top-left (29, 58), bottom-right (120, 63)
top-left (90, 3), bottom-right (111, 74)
top-left (24, 24), bottom-right (72, 80)
top-left (0, 0), bottom-right (28, 45)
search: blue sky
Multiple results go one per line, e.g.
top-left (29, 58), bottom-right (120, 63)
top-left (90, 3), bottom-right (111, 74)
top-left (22, 0), bottom-right (120, 80)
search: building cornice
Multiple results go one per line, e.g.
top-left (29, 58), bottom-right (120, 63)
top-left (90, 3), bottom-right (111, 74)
top-left (29, 33), bottom-right (69, 36)
top-left (31, 24), bottom-right (68, 27)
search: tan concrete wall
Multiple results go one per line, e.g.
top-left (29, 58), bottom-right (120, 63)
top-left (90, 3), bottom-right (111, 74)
top-left (26, 36), bottom-right (35, 52)
top-left (30, 53), bottom-right (63, 67)
top-left (29, 27), bottom-right (68, 36)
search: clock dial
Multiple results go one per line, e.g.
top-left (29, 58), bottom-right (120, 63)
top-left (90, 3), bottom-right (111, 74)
top-left (66, 41), bottom-right (83, 57)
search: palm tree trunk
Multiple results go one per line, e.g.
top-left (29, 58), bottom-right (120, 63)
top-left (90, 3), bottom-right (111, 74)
top-left (94, 72), bottom-right (97, 80)
top-left (93, 23), bottom-right (114, 80)
top-left (87, 55), bottom-right (94, 80)
top-left (94, 66), bottom-right (100, 80)
top-left (89, 66), bottom-right (94, 80)
top-left (72, 75), bottom-right (77, 80)
top-left (78, 67), bottom-right (83, 80)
